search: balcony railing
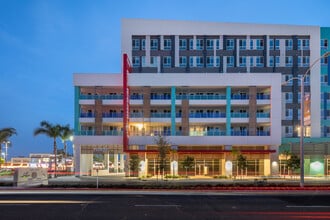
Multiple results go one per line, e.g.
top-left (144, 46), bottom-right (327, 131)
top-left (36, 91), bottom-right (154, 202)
top-left (256, 94), bottom-right (271, 99)
top-left (231, 130), bottom-right (249, 136)
top-left (231, 112), bottom-right (249, 118)
top-left (256, 112), bottom-right (270, 118)
top-left (189, 113), bottom-right (226, 118)
top-left (231, 94), bottom-right (249, 100)
top-left (80, 112), bottom-right (95, 117)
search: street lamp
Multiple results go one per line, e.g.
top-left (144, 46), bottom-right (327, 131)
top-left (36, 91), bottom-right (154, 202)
top-left (3, 140), bottom-right (10, 163)
top-left (299, 51), bottom-right (330, 187)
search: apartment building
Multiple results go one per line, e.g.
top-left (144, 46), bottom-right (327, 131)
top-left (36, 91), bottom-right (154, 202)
top-left (73, 19), bottom-right (328, 177)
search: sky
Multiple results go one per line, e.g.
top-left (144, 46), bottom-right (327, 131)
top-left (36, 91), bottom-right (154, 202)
top-left (1, 0), bottom-right (330, 159)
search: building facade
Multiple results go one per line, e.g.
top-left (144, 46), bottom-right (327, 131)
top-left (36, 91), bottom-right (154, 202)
top-left (73, 19), bottom-right (329, 177)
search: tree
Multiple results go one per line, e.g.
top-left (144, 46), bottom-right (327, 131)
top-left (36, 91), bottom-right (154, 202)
top-left (154, 135), bottom-right (170, 177)
top-left (237, 154), bottom-right (247, 177)
top-left (34, 121), bottom-right (62, 177)
top-left (59, 125), bottom-right (73, 171)
top-left (181, 156), bottom-right (195, 177)
top-left (287, 154), bottom-right (300, 176)
top-left (0, 127), bottom-right (17, 168)
top-left (129, 154), bottom-right (140, 177)
top-left (281, 149), bottom-right (291, 177)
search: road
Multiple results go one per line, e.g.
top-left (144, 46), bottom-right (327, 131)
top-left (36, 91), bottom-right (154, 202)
top-left (1, 190), bottom-right (330, 219)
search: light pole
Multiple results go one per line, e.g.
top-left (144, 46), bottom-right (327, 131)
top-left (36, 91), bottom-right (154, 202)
top-left (3, 141), bottom-right (10, 163)
top-left (299, 51), bottom-right (330, 187)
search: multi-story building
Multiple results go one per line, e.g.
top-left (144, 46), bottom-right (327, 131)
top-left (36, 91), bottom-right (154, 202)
top-left (73, 19), bottom-right (329, 177)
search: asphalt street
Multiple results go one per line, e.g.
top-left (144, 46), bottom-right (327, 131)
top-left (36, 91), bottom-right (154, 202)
top-left (1, 190), bottom-right (330, 220)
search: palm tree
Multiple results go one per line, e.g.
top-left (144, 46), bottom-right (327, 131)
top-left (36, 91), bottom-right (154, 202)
top-left (0, 127), bottom-right (17, 167)
top-left (59, 125), bottom-right (73, 171)
top-left (34, 121), bottom-right (61, 177)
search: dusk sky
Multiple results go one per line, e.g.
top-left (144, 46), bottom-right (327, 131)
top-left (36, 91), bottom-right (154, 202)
top-left (1, 0), bottom-right (330, 159)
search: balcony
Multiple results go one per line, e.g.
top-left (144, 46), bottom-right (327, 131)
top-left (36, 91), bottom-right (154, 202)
top-left (189, 113), bottom-right (226, 118)
top-left (231, 112), bottom-right (248, 118)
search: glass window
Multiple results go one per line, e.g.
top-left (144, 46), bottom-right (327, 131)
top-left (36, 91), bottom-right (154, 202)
top-left (216, 39), bottom-right (220, 50)
top-left (275, 39), bottom-right (280, 50)
top-left (269, 39), bottom-right (274, 50)
top-left (285, 126), bottom-right (293, 137)
top-left (163, 56), bottom-right (171, 67)
top-left (227, 56), bottom-right (234, 67)
top-left (239, 56), bottom-right (246, 67)
top-left (275, 56), bottom-right (280, 67)
top-left (285, 92), bottom-right (293, 103)
top-left (285, 56), bottom-right (293, 67)
top-left (132, 39), bottom-right (140, 50)
top-left (298, 39), bottom-right (310, 50)
top-left (226, 39), bottom-right (234, 50)
top-left (250, 57), bottom-right (254, 67)
top-left (239, 39), bottom-right (246, 50)
top-left (150, 56), bottom-right (157, 67)
top-left (256, 56), bottom-right (264, 67)
top-left (285, 109), bottom-right (293, 120)
top-left (284, 74), bottom-right (293, 85)
top-left (141, 39), bottom-right (145, 50)
top-left (215, 56), bottom-right (220, 67)
top-left (269, 56), bottom-right (274, 67)
top-left (206, 39), bottom-right (214, 50)
top-left (151, 39), bottom-right (158, 50)
top-left (164, 39), bottom-right (172, 50)
top-left (256, 39), bottom-right (264, 50)
top-left (141, 56), bottom-right (146, 67)
top-left (179, 39), bottom-right (187, 50)
top-left (196, 56), bottom-right (204, 67)
top-left (189, 56), bottom-right (194, 67)
top-left (132, 56), bottom-right (140, 67)
top-left (285, 39), bottom-right (293, 50)
top-left (196, 39), bottom-right (204, 50)
top-left (321, 39), bottom-right (328, 50)
top-left (298, 56), bottom-right (310, 67)
top-left (179, 56), bottom-right (187, 67)
top-left (189, 39), bottom-right (194, 50)
top-left (321, 57), bottom-right (328, 65)
top-left (250, 39), bottom-right (254, 50)
top-left (206, 56), bottom-right (214, 67)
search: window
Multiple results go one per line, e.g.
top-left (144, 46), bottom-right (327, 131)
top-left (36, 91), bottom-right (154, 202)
top-left (275, 56), bottom-right (280, 67)
top-left (164, 39), bottom-right (172, 50)
top-left (298, 39), bottom-right (310, 50)
top-left (269, 56), bottom-right (274, 67)
top-left (150, 56), bottom-right (157, 67)
top-left (227, 56), bottom-right (234, 67)
top-left (285, 56), bottom-right (293, 67)
top-left (163, 56), bottom-right (171, 67)
top-left (226, 39), bottom-right (234, 50)
top-left (196, 56), bottom-right (204, 67)
top-left (141, 39), bottom-right (145, 50)
top-left (141, 56), bottom-right (146, 67)
top-left (250, 40), bottom-right (254, 50)
top-left (250, 57), bottom-right (254, 67)
top-left (285, 109), bottom-right (293, 120)
top-left (132, 39), bottom-right (140, 50)
top-left (321, 39), bottom-right (328, 49)
top-left (179, 39), bottom-right (187, 50)
top-left (298, 56), bottom-right (310, 67)
top-left (132, 56), bottom-right (140, 67)
top-left (284, 74), bottom-right (293, 85)
top-left (285, 39), bottom-right (293, 50)
top-left (269, 39), bottom-right (274, 50)
top-left (206, 56), bottom-right (214, 67)
top-left (321, 57), bottom-right (328, 65)
top-left (179, 56), bottom-right (187, 67)
top-left (216, 39), bottom-right (220, 50)
top-left (275, 39), bottom-right (280, 50)
top-left (256, 39), bottom-right (264, 50)
top-left (285, 92), bottom-right (293, 103)
top-left (285, 126), bottom-right (293, 137)
top-left (189, 39), bottom-right (194, 50)
top-left (151, 39), bottom-right (158, 50)
top-left (206, 39), bottom-right (214, 50)
top-left (196, 39), bottom-right (204, 50)
top-left (189, 56), bottom-right (194, 67)
top-left (256, 56), bottom-right (264, 67)
top-left (239, 56), bottom-right (246, 67)
top-left (239, 39), bottom-right (246, 50)
top-left (215, 56), bottom-right (220, 67)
